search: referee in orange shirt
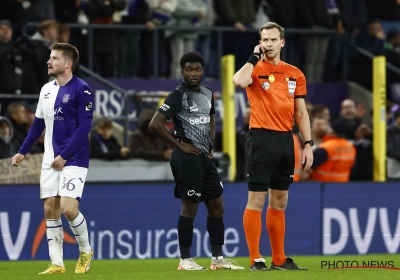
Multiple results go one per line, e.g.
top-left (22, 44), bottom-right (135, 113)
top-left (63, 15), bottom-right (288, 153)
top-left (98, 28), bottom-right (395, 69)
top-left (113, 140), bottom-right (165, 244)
top-left (233, 22), bottom-right (313, 271)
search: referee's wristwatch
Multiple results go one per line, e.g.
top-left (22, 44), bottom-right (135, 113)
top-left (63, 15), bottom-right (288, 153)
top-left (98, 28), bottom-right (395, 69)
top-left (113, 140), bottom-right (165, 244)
top-left (304, 140), bottom-right (314, 147)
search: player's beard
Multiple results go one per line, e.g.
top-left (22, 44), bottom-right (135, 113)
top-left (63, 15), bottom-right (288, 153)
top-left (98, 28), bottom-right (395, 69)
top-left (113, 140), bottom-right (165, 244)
top-left (48, 68), bottom-right (63, 77)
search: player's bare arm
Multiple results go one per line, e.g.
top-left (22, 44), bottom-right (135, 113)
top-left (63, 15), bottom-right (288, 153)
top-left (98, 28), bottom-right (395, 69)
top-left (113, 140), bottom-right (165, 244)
top-left (232, 45), bottom-right (264, 88)
top-left (294, 98), bottom-right (313, 170)
top-left (150, 112), bottom-right (202, 155)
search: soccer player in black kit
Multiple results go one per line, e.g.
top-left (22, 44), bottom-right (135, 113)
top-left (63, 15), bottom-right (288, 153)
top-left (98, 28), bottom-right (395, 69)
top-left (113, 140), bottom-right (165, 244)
top-left (150, 52), bottom-right (244, 271)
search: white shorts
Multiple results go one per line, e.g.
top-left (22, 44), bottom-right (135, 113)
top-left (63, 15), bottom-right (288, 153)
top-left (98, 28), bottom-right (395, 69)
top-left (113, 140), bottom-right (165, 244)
top-left (40, 166), bottom-right (88, 200)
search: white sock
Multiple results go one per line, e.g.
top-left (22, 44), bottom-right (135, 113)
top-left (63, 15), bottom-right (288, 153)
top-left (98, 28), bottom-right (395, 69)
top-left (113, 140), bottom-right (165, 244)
top-left (46, 218), bottom-right (64, 267)
top-left (68, 212), bottom-right (91, 253)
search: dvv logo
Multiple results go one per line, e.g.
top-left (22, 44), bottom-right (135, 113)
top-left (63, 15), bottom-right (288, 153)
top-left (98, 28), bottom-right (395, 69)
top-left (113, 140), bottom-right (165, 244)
top-left (0, 212), bottom-right (76, 260)
top-left (323, 208), bottom-right (400, 255)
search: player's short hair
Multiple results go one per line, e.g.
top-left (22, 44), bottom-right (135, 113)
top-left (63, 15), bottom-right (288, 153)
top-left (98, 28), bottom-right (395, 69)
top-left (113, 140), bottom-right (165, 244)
top-left (50, 43), bottom-right (79, 72)
top-left (259, 22), bottom-right (284, 39)
top-left (180, 51), bottom-right (204, 69)
top-left (37, 20), bottom-right (58, 35)
top-left (97, 118), bottom-right (113, 130)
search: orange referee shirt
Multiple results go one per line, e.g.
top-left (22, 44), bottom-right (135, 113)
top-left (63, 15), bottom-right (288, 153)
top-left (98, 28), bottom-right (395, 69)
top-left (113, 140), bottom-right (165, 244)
top-left (247, 60), bottom-right (307, 131)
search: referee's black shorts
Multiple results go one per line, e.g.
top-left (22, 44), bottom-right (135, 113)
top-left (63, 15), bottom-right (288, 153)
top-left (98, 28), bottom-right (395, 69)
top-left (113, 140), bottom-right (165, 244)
top-left (246, 128), bottom-right (294, 191)
top-left (170, 148), bottom-right (223, 202)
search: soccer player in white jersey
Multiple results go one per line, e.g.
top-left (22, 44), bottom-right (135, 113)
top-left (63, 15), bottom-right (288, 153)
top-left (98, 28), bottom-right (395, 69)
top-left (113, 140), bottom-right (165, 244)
top-left (12, 43), bottom-right (94, 274)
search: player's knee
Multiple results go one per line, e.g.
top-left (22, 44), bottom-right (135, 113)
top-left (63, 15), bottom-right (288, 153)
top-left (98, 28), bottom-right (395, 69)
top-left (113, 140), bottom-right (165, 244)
top-left (269, 201), bottom-right (287, 211)
top-left (269, 194), bottom-right (288, 210)
top-left (43, 203), bottom-right (62, 218)
top-left (62, 207), bottom-right (79, 220)
top-left (180, 202), bottom-right (199, 218)
top-left (43, 205), bottom-right (56, 217)
top-left (247, 193), bottom-right (266, 211)
top-left (218, 204), bottom-right (225, 216)
top-left (209, 204), bottom-right (224, 218)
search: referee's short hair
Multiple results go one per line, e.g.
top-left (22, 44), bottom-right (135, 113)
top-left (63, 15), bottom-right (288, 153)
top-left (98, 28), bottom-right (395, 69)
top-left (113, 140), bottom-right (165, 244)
top-left (50, 43), bottom-right (79, 72)
top-left (259, 22), bottom-right (284, 39)
top-left (180, 51), bottom-right (204, 69)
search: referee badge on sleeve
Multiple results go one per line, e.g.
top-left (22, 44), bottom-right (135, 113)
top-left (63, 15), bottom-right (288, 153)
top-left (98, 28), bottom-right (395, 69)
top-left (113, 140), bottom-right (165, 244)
top-left (288, 79), bottom-right (296, 96)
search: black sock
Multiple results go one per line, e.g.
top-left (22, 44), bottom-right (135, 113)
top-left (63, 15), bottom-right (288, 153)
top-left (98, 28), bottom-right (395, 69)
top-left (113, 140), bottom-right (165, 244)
top-left (207, 217), bottom-right (224, 257)
top-left (179, 246), bottom-right (191, 259)
top-left (178, 216), bottom-right (194, 259)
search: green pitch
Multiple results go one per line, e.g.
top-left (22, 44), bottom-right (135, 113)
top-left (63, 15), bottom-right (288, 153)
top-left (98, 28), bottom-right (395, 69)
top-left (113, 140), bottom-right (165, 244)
top-left (0, 255), bottom-right (400, 280)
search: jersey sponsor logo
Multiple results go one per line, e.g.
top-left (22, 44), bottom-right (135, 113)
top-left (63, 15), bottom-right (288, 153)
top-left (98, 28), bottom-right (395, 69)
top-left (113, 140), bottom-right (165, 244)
top-left (54, 106), bottom-right (63, 115)
top-left (62, 94), bottom-right (70, 103)
top-left (45, 106), bottom-right (64, 121)
top-left (187, 190), bottom-right (201, 197)
top-left (189, 116), bottom-right (210, 125)
top-left (288, 81), bottom-right (296, 96)
top-left (85, 102), bottom-right (92, 111)
top-left (262, 82), bottom-right (270, 90)
top-left (189, 101), bottom-right (199, 112)
top-left (160, 103), bottom-right (170, 111)
top-left (84, 90), bottom-right (91, 95)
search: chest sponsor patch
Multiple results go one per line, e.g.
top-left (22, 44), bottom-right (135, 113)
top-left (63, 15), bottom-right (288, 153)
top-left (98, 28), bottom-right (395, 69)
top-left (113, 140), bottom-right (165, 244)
top-left (288, 81), bottom-right (296, 96)
top-left (262, 82), bottom-right (270, 90)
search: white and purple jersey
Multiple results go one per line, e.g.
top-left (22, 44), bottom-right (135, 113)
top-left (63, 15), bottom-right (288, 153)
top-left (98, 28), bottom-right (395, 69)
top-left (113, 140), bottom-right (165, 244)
top-left (19, 76), bottom-right (94, 168)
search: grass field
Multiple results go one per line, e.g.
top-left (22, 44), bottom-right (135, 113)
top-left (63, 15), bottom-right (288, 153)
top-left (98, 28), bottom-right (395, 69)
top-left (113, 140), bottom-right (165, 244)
top-left (1, 255), bottom-right (400, 280)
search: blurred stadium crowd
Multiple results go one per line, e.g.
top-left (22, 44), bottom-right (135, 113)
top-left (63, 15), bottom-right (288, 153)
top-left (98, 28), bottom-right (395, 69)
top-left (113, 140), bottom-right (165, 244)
top-left (1, 0), bottom-right (400, 181)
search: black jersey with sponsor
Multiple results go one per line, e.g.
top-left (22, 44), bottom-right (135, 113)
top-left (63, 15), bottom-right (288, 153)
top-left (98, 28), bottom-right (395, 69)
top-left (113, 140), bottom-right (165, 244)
top-left (158, 82), bottom-right (215, 154)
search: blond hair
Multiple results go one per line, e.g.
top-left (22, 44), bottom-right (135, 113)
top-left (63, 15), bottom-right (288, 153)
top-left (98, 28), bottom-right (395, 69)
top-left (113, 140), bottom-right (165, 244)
top-left (50, 43), bottom-right (79, 72)
top-left (259, 22), bottom-right (285, 39)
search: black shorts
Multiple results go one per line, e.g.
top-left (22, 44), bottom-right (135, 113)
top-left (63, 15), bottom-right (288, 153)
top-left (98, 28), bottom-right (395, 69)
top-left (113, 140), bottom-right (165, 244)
top-left (246, 128), bottom-right (294, 191)
top-left (170, 148), bottom-right (223, 202)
